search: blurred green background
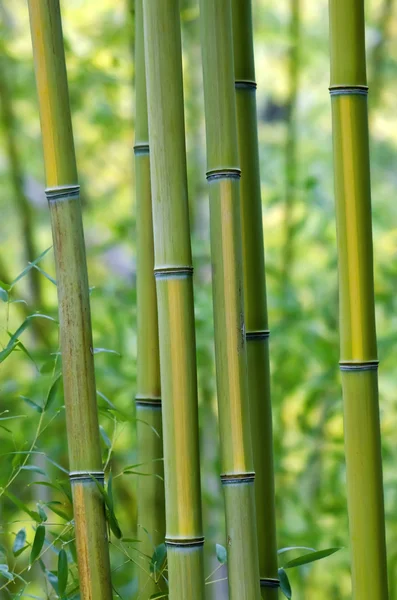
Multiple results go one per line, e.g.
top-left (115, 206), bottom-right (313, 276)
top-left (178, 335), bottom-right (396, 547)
top-left (1, 0), bottom-right (397, 598)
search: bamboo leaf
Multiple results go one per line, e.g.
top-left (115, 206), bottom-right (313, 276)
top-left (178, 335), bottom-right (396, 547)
top-left (278, 546), bottom-right (316, 555)
top-left (44, 373), bottom-right (62, 411)
top-left (283, 547), bottom-right (341, 569)
top-left (10, 246), bottom-right (52, 288)
top-left (37, 504), bottom-right (48, 522)
top-left (57, 549), bottom-right (68, 597)
top-left (216, 543), bottom-right (227, 564)
top-left (99, 425), bottom-right (111, 449)
top-left (4, 490), bottom-right (42, 522)
top-left (0, 287), bottom-right (8, 302)
top-left (12, 529), bottom-right (26, 555)
top-left (0, 564), bottom-right (13, 581)
top-left (20, 396), bottom-right (43, 413)
top-left (150, 543), bottom-right (167, 576)
top-left (30, 525), bottom-right (45, 564)
top-left (21, 465), bottom-right (46, 476)
top-left (278, 568), bottom-right (292, 598)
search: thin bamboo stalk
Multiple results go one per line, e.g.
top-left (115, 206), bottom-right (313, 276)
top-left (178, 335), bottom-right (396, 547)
top-left (231, 3), bottom-right (279, 597)
top-left (199, 1), bottom-right (261, 598)
top-left (0, 54), bottom-right (42, 308)
top-left (28, 2), bottom-right (112, 599)
top-left (328, 1), bottom-right (389, 598)
top-left (143, 1), bottom-right (205, 598)
top-left (134, 0), bottom-right (166, 596)
top-left (282, 0), bottom-right (300, 289)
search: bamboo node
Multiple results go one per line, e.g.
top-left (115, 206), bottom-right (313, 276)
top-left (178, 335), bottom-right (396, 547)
top-left (134, 143), bottom-right (149, 155)
top-left (206, 168), bottom-right (241, 182)
top-left (154, 266), bottom-right (194, 280)
top-left (329, 85), bottom-right (368, 97)
top-left (69, 471), bottom-right (105, 484)
top-left (165, 536), bottom-right (205, 548)
top-left (45, 185), bottom-right (80, 202)
top-left (246, 329), bottom-right (270, 341)
top-left (260, 578), bottom-right (280, 589)
top-left (135, 395), bottom-right (162, 407)
top-left (235, 80), bottom-right (257, 90)
top-left (220, 472), bottom-right (255, 485)
top-left (339, 360), bottom-right (379, 372)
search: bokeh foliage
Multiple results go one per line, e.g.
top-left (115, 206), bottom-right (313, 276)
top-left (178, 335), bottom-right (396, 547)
top-left (0, 0), bottom-right (397, 598)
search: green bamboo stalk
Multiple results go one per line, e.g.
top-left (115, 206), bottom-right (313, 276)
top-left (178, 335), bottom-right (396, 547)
top-left (231, 4), bottom-right (279, 597)
top-left (0, 53), bottom-right (42, 309)
top-left (143, 1), bottom-right (205, 598)
top-left (28, 2), bottom-right (112, 598)
top-left (134, 0), bottom-right (166, 596)
top-left (369, 0), bottom-right (394, 111)
top-left (328, 1), bottom-right (389, 598)
top-left (199, 1), bottom-right (261, 598)
top-left (282, 0), bottom-right (300, 289)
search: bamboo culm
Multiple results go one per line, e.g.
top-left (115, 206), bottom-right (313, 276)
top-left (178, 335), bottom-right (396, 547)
top-left (231, 0), bottom-right (279, 597)
top-left (28, 2), bottom-right (112, 598)
top-left (328, 0), bottom-right (389, 598)
top-left (134, 0), bottom-right (166, 595)
top-left (143, 1), bottom-right (205, 597)
top-left (199, 1), bottom-right (261, 598)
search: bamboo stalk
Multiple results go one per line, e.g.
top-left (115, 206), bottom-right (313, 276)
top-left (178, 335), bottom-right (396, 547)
top-left (0, 53), bottom-right (42, 309)
top-left (143, 1), bottom-right (205, 597)
top-left (134, 0), bottom-right (166, 596)
top-left (199, 1), bottom-right (261, 598)
top-left (328, 1), bottom-right (389, 598)
top-left (231, 3), bottom-right (279, 597)
top-left (28, 2), bottom-right (112, 599)
top-left (282, 0), bottom-right (300, 289)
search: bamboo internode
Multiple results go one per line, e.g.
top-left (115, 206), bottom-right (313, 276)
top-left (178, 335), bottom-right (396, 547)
top-left (134, 0), bottom-right (166, 595)
top-left (231, 1), bottom-right (279, 596)
top-left (28, 2), bottom-right (112, 599)
top-left (328, 0), bottom-right (389, 598)
top-left (199, 0), bottom-right (261, 597)
top-left (143, 0), bottom-right (205, 597)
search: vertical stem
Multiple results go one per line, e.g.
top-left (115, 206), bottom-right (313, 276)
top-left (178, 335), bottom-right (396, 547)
top-left (231, 1), bottom-right (279, 598)
top-left (134, 0), bottom-right (166, 596)
top-left (282, 0), bottom-right (300, 289)
top-left (28, 2), bottom-right (112, 599)
top-left (328, 1), bottom-right (389, 598)
top-left (369, 0), bottom-right (395, 111)
top-left (143, 1), bottom-right (205, 598)
top-left (199, 1), bottom-right (261, 598)
top-left (0, 54), bottom-right (42, 308)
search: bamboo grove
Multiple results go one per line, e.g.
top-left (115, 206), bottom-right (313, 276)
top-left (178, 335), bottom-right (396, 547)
top-left (0, 0), bottom-right (391, 598)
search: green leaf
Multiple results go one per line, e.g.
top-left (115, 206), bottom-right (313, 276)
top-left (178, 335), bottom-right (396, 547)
top-left (4, 490), bottom-right (42, 522)
top-left (21, 465), bottom-right (46, 476)
top-left (278, 546), bottom-right (316, 555)
top-left (37, 504), bottom-right (48, 523)
top-left (90, 477), bottom-right (122, 539)
top-left (150, 543), bottom-right (167, 576)
top-left (107, 473), bottom-right (114, 511)
top-left (99, 425), bottom-right (111, 449)
top-left (0, 287), bottom-right (8, 302)
top-left (0, 564), bottom-right (13, 581)
top-left (216, 543), bottom-right (227, 564)
top-left (45, 502), bottom-right (72, 522)
top-left (44, 374), bottom-right (62, 411)
top-left (12, 529), bottom-right (26, 555)
top-left (30, 525), bottom-right (46, 564)
top-left (57, 549), bottom-right (68, 597)
top-left (10, 246), bottom-right (52, 288)
top-left (92, 347), bottom-right (121, 356)
top-left (278, 568), bottom-right (292, 598)
top-left (284, 547), bottom-right (341, 569)
top-left (20, 396), bottom-right (43, 413)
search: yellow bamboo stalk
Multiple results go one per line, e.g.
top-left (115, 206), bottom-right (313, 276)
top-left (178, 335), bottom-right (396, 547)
top-left (134, 0), bottom-right (166, 596)
top-left (28, 2), bottom-right (112, 598)
top-left (143, 1), bottom-right (205, 597)
top-left (231, 1), bottom-right (279, 596)
top-left (328, 1), bottom-right (389, 598)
